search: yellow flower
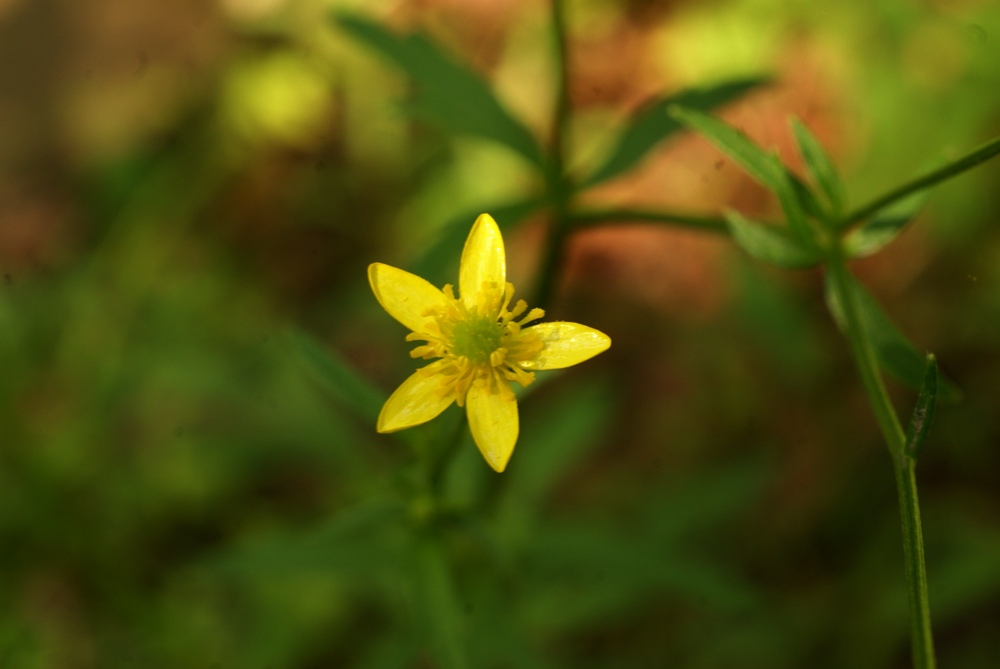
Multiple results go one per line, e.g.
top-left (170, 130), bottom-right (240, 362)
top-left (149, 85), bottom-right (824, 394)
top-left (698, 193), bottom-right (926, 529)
top-left (369, 213), bottom-right (611, 472)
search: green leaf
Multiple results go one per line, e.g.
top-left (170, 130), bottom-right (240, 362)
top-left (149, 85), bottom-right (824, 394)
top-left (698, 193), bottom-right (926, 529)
top-left (905, 354), bottom-right (938, 458)
top-left (791, 118), bottom-right (846, 217)
top-left (583, 76), bottom-right (769, 187)
top-left (670, 106), bottom-right (781, 189)
top-left (843, 190), bottom-right (930, 258)
top-left (288, 329), bottom-right (384, 423)
top-left (669, 106), bottom-right (813, 243)
top-left (410, 196), bottom-right (543, 286)
top-left (726, 210), bottom-right (823, 269)
top-left (823, 272), bottom-right (960, 401)
top-left (787, 169), bottom-right (828, 222)
top-left (335, 14), bottom-right (546, 170)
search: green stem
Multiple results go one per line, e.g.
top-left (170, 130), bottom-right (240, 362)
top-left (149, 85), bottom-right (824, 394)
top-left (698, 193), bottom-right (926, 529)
top-left (895, 460), bottom-right (935, 669)
top-left (840, 135), bottom-right (1000, 230)
top-left (826, 254), bottom-right (936, 669)
top-left (534, 198), bottom-right (571, 311)
top-left (534, 0), bottom-right (573, 311)
top-left (549, 0), bottom-right (571, 182)
top-left (826, 257), bottom-right (906, 457)
top-left (568, 208), bottom-right (729, 234)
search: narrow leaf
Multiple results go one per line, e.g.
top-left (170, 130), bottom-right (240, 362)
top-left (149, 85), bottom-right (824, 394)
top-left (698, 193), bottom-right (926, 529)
top-left (288, 329), bottom-right (384, 423)
top-left (823, 273), bottom-right (960, 401)
top-left (670, 106), bottom-right (813, 243)
top-left (335, 14), bottom-right (546, 169)
top-left (726, 210), bottom-right (823, 269)
top-left (843, 190), bottom-right (930, 258)
top-left (583, 76), bottom-right (770, 187)
top-left (905, 354), bottom-right (938, 458)
top-left (670, 106), bottom-right (783, 188)
top-left (770, 158), bottom-right (813, 242)
top-left (787, 169), bottom-right (828, 222)
top-left (791, 118), bottom-right (846, 216)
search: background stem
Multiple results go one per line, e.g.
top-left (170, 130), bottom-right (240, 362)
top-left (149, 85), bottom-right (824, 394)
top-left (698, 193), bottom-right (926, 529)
top-left (534, 0), bottom-right (573, 311)
top-left (826, 254), bottom-right (937, 669)
top-left (569, 208), bottom-right (729, 233)
top-left (840, 135), bottom-right (1000, 230)
top-left (550, 0), bottom-right (570, 182)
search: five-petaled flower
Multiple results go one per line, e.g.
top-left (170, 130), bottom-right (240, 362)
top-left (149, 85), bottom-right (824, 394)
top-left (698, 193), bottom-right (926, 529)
top-left (369, 213), bottom-right (611, 472)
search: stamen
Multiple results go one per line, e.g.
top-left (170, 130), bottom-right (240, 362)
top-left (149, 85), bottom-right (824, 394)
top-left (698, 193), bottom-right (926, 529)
top-left (518, 308), bottom-right (545, 327)
top-left (409, 344), bottom-right (438, 359)
top-left (490, 348), bottom-right (508, 367)
top-left (500, 282), bottom-right (515, 315)
top-left (501, 364), bottom-right (535, 387)
top-left (512, 299), bottom-right (529, 318)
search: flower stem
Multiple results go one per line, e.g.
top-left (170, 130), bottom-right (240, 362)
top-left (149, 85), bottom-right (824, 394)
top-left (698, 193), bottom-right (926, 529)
top-left (839, 135), bottom-right (1000, 230)
top-left (825, 254), bottom-right (936, 669)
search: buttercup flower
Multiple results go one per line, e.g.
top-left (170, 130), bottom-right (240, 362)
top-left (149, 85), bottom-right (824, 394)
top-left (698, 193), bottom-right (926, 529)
top-left (369, 213), bottom-right (611, 472)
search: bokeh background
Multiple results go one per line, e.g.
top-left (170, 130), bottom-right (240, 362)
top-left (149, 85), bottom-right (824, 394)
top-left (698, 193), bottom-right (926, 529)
top-left (2, 0), bottom-right (1000, 667)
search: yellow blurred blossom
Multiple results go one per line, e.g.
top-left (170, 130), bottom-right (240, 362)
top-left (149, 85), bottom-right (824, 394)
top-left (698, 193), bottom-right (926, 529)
top-left (369, 213), bottom-right (610, 472)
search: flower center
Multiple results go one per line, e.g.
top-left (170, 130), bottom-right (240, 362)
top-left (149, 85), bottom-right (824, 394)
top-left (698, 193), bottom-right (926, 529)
top-left (405, 281), bottom-right (547, 406)
top-left (449, 315), bottom-right (503, 365)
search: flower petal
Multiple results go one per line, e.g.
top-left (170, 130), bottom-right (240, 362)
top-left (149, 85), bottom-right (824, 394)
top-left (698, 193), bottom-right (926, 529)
top-left (517, 322), bottom-right (611, 370)
top-left (369, 263), bottom-right (449, 334)
top-left (466, 377), bottom-right (518, 472)
top-left (377, 361), bottom-right (455, 433)
top-left (459, 213), bottom-right (506, 310)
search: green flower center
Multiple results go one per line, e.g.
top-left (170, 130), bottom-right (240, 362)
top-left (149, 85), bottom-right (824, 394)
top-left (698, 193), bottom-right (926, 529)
top-left (449, 315), bottom-right (503, 365)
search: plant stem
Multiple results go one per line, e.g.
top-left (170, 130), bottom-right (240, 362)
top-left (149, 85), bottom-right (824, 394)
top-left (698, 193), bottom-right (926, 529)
top-left (534, 196), bottom-right (571, 311)
top-left (534, 0), bottom-right (573, 310)
top-left (550, 0), bottom-right (570, 183)
top-left (826, 254), bottom-right (936, 669)
top-left (840, 135), bottom-right (1000, 230)
top-left (568, 208), bottom-right (729, 233)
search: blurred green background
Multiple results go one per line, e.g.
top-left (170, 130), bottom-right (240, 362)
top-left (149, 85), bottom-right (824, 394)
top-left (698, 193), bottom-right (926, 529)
top-left (2, 0), bottom-right (999, 667)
